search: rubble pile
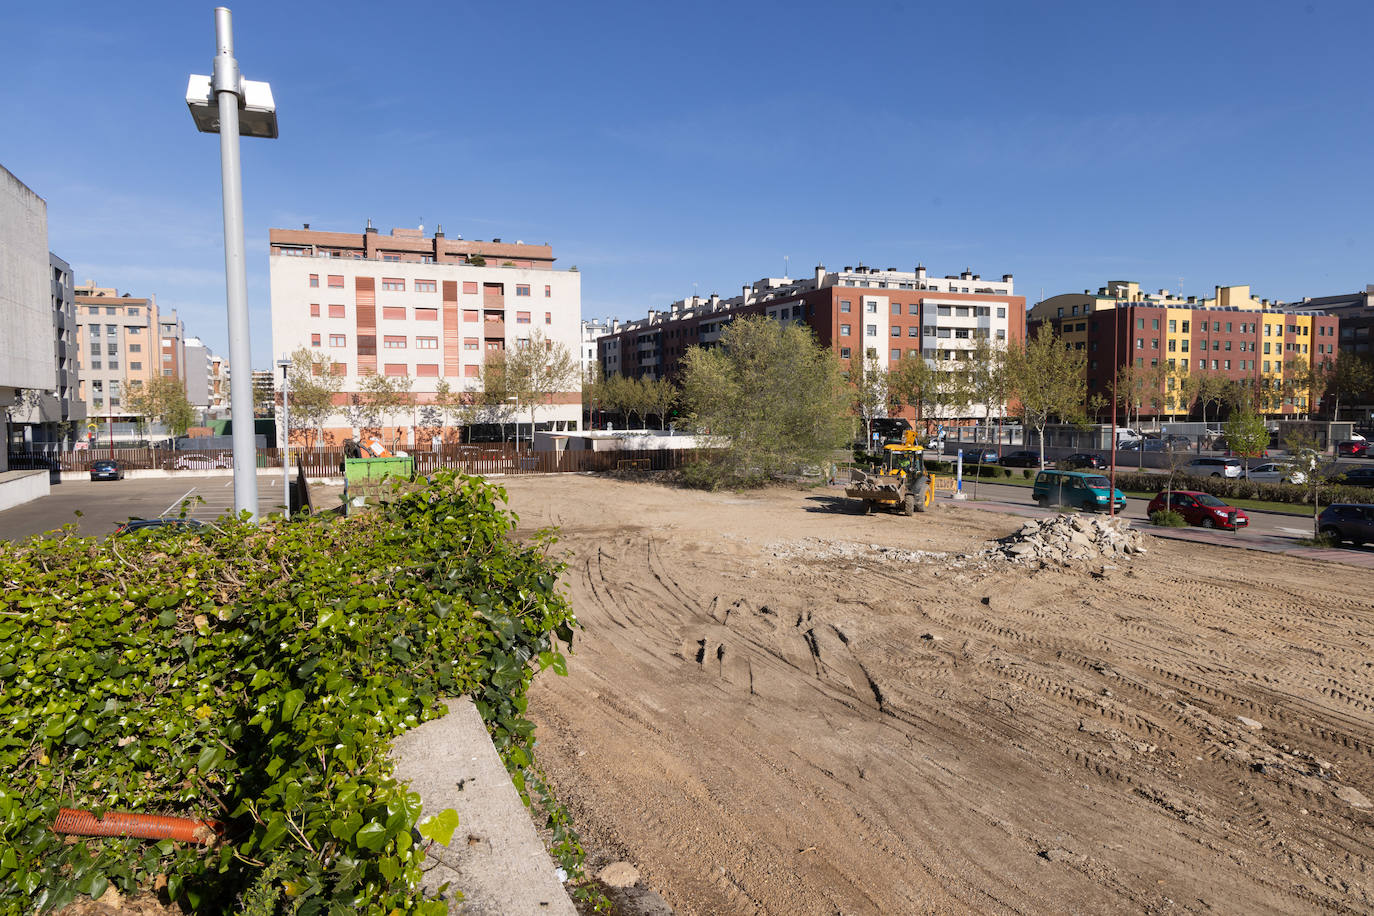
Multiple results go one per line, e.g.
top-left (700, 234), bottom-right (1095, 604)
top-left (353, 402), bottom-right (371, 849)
top-left (989, 514), bottom-right (1148, 565)
top-left (765, 537), bottom-right (948, 565)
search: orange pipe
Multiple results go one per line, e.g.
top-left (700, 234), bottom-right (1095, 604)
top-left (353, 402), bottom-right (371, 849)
top-left (53, 807), bottom-right (224, 845)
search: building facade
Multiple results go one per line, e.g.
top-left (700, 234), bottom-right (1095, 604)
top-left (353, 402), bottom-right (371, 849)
top-left (597, 263), bottom-right (1025, 424)
top-left (73, 285), bottom-right (161, 425)
top-left (183, 337), bottom-right (212, 411)
top-left (268, 223), bottom-right (583, 445)
top-left (580, 318), bottom-right (614, 380)
top-left (1029, 281), bottom-right (1339, 419)
top-left (1291, 286), bottom-right (1374, 421)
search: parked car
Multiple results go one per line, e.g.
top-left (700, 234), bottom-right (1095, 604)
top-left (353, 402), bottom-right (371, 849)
top-left (1337, 440), bottom-right (1370, 458)
top-left (1317, 503), bottom-right (1374, 546)
top-left (1000, 450), bottom-right (1045, 468)
top-left (1148, 490), bottom-right (1249, 530)
top-left (1062, 453), bottom-right (1107, 470)
top-left (1033, 470), bottom-right (1126, 512)
top-left (113, 518), bottom-right (207, 536)
top-left (1186, 457), bottom-right (1242, 478)
top-left (167, 453), bottom-right (233, 470)
top-left (966, 447), bottom-right (1000, 464)
top-left (89, 459), bottom-right (124, 481)
top-left (1161, 434), bottom-right (1193, 450)
top-left (1333, 467), bottom-right (1374, 487)
top-left (1247, 462), bottom-right (1306, 485)
top-left (1119, 438), bottom-right (1166, 452)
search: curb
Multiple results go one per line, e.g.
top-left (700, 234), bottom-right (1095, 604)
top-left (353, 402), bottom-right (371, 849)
top-left (391, 697), bottom-right (576, 915)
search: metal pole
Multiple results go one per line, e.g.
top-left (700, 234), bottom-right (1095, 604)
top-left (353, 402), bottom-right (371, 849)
top-left (1109, 304), bottom-right (1118, 515)
top-left (281, 366), bottom-right (290, 520)
top-left (212, 8), bottom-right (258, 520)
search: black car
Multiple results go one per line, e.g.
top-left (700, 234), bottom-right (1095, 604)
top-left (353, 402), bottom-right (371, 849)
top-left (89, 459), bottom-right (124, 481)
top-left (1317, 503), bottom-right (1374, 547)
top-left (1335, 467), bottom-right (1374, 487)
top-left (1062, 453), bottom-right (1107, 470)
top-left (1161, 434), bottom-right (1192, 450)
top-left (113, 518), bottom-right (206, 536)
top-left (966, 447), bottom-right (1000, 464)
top-left (1000, 450), bottom-right (1044, 468)
top-left (1119, 438), bottom-right (1166, 452)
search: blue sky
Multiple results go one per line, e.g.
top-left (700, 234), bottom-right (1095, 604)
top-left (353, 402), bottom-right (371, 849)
top-left (4, 1), bottom-right (1372, 366)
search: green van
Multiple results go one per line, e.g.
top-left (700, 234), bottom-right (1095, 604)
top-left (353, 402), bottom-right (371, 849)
top-left (1032, 470), bottom-right (1127, 512)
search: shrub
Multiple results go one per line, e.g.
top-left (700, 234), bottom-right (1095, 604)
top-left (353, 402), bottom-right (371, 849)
top-left (1149, 509), bottom-right (1187, 527)
top-left (0, 472), bottom-right (581, 914)
top-left (1022, 469), bottom-right (1034, 480)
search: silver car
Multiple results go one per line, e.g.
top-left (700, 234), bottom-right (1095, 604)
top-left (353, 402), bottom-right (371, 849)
top-left (1247, 462), bottom-right (1306, 485)
top-left (1186, 457), bottom-right (1242, 478)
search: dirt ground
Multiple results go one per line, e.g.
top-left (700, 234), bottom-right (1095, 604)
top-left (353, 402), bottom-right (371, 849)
top-left (508, 474), bottom-right (1374, 915)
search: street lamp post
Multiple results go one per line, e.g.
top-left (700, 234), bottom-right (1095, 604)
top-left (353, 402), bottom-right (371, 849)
top-left (278, 358), bottom-right (291, 520)
top-left (186, 7), bottom-right (277, 521)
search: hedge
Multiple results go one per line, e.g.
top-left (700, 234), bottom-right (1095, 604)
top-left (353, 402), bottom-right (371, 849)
top-left (0, 471), bottom-right (582, 914)
top-left (1109, 471), bottom-right (1374, 507)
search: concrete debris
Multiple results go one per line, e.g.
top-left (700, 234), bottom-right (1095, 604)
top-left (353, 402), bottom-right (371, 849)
top-left (1237, 716), bottom-right (1263, 730)
top-left (985, 515), bottom-right (1148, 566)
top-left (765, 537), bottom-right (948, 565)
top-left (598, 861), bottom-right (641, 888)
top-left (1334, 785), bottom-right (1372, 809)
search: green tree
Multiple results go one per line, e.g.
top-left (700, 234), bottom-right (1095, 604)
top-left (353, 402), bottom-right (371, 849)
top-left (1222, 408), bottom-right (1269, 476)
top-left (1283, 431), bottom-right (1335, 540)
top-left (1192, 371), bottom-right (1231, 428)
top-left (357, 372), bottom-right (414, 449)
top-left (967, 337), bottom-right (1011, 446)
top-left (679, 315), bottom-right (849, 487)
top-left (642, 376), bottom-right (679, 429)
top-left (502, 329), bottom-right (580, 439)
top-left (125, 377), bottom-right (196, 438)
top-left (1006, 325), bottom-right (1088, 467)
top-left (284, 348), bottom-right (343, 450)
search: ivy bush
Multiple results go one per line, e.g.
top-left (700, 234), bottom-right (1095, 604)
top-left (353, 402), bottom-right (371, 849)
top-left (0, 471), bottom-right (581, 914)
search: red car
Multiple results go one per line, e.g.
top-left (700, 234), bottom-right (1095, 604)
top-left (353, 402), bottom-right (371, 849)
top-left (1148, 490), bottom-right (1249, 530)
top-left (1337, 440), bottom-right (1369, 458)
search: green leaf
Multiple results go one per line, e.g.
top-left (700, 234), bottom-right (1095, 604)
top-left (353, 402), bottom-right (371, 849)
top-left (416, 808), bottom-right (459, 847)
top-left (281, 689), bottom-right (306, 723)
top-left (260, 814), bottom-right (289, 851)
top-left (354, 820), bottom-right (388, 852)
top-left (196, 745), bottom-right (225, 773)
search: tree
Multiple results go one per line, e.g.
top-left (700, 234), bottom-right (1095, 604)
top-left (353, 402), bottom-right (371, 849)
top-left (357, 372), bottom-right (414, 449)
top-left (642, 377), bottom-right (679, 430)
top-left (1006, 325), bottom-right (1088, 468)
top-left (1192, 371), bottom-right (1231, 428)
top-left (967, 337), bottom-right (1011, 448)
top-left (1222, 409), bottom-right (1268, 477)
top-left (484, 330), bottom-right (579, 443)
top-left (889, 350), bottom-right (968, 438)
top-left (679, 315), bottom-right (850, 487)
top-left (125, 377), bottom-right (196, 439)
top-left (851, 352), bottom-right (892, 448)
top-left (889, 354), bottom-right (932, 435)
top-left (1319, 351), bottom-right (1374, 421)
top-left (1282, 358), bottom-right (1316, 418)
top-left (1283, 431), bottom-right (1334, 540)
top-left (284, 348), bottom-right (343, 450)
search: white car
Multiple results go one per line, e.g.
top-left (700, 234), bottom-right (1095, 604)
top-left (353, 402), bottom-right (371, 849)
top-left (1186, 457), bottom-right (1243, 478)
top-left (170, 453), bottom-right (234, 470)
top-left (1247, 462), bottom-right (1306, 485)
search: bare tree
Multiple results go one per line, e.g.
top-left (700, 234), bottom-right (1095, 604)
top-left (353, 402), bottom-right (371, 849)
top-left (1006, 325), bottom-right (1088, 467)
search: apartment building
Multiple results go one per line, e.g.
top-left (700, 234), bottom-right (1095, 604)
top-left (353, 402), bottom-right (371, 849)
top-left (598, 263), bottom-right (1026, 424)
top-left (183, 337), bottom-right (212, 411)
top-left (268, 222), bottom-right (583, 445)
top-left (1028, 281), bottom-right (1338, 418)
top-left (208, 354), bottom-right (230, 416)
top-left (1, 166), bottom-right (85, 457)
top-left (580, 318), bottom-right (614, 380)
top-left (73, 285), bottom-right (160, 424)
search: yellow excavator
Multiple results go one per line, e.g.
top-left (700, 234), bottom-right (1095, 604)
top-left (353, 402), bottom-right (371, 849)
top-left (845, 430), bottom-right (937, 516)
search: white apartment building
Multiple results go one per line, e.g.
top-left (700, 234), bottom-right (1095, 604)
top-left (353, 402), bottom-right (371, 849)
top-left (269, 223), bottom-right (583, 446)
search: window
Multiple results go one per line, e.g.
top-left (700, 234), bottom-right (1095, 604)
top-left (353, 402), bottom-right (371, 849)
top-left (937, 328), bottom-right (952, 339)
top-left (909, 326), bottom-right (919, 337)
top-left (1211, 360), bottom-right (1219, 370)
top-left (866, 302), bottom-right (877, 313)
top-left (464, 365), bottom-right (480, 378)
top-left (909, 303), bottom-right (919, 315)
top-left (129, 343), bottom-right (141, 353)
top-left (1263, 342), bottom-right (1271, 354)
top-left (545, 312), bottom-right (552, 325)
top-left (327, 275), bottom-right (344, 288)
top-left (331, 363), bottom-right (347, 377)
top-left (840, 347), bottom-right (851, 359)
top-left (937, 306), bottom-right (951, 317)
top-left (416, 364), bottom-right (439, 377)
top-left (310, 303), bottom-right (321, 317)
top-left (415, 307), bottom-right (438, 321)
top-left (866, 324), bottom-right (877, 336)
top-left (891, 326), bottom-right (902, 337)
top-left (129, 361), bottom-right (140, 370)
top-left (516, 284), bottom-right (531, 297)
top-left (329, 304), bottom-right (346, 318)
top-left (1181, 320), bottom-right (1190, 333)
top-left (309, 274), bottom-right (319, 287)
top-left (463, 309), bottom-right (479, 322)
top-left (106, 307), bottom-right (115, 315)
top-left (127, 308), bottom-right (140, 317)
top-left (463, 281), bottom-right (479, 295)
top-left (1168, 319), bottom-right (1177, 332)
top-left (891, 303), bottom-right (901, 315)
top-left (1168, 339), bottom-right (1176, 352)
top-left (464, 338), bottom-right (479, 350)
top-left (840, 324), bottom-right (851, 336)
top-left (1224, 360), bottom-right (1231, 370)
top-left (414, 279), bottom-right (436, 293)
top-left (545, 285), bottom-right (552, 298)
top-left (329, 334), bottom-right (346, 347)
top-left (383, 336), bottom-right (407, 349)
top-left (311, 333), bottom-right (321, 347)
top-left (1136, 318), bottom-right (1144, 329)
top-left (891, 349), bottom-right (901, 361)
top-left (486, 341), bottom-right (502, 351)
top-left (1151, 338), bottom-right (1158, 349)
top-left (1136, 338), bottom-right (1143, 349)
top-left (516, 311), bottom-right (531, 324)
top-left (383, 255), bottom-right (400, 262)
top-left (1264, 360), bottom-right (1271, 372)
top-left (416, 336), bottom-right (438, 349)
top-left (382, 278), bottom-right (405, 291)
top-left (997, 307), bottom-right (1006, 318)
top-left (1181, 340), bottom-right (1189, 352)
top-left (839, 300), bottom-right (851, 312)
top-left (382, 306), bottom-right (406, 321)
top-left (383, 363), bottom-right (407, 377)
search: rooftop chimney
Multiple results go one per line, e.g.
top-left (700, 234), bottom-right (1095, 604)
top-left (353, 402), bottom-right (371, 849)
top-left (434, 223), bottom-right (444, 238)
top-left (365, 218), bottom-right (376, 234)
top-left (1003, 274), bottom-right (1013, 282)
top-left (815, 264), bottom-right (826, 286)
top-left (916, 265), bottom-right (926, 279)
top-left (303, 223), bottom-right (310, 230)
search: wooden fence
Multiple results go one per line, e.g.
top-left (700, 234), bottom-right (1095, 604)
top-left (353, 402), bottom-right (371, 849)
top-left (12, 446), bottom-right (703, 477)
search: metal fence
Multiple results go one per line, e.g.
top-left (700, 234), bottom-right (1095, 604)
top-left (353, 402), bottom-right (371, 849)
top-left (11, 446), bottom-right (704, 477)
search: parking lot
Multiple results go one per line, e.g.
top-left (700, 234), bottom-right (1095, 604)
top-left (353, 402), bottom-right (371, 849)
top-left (0, 473), bottom-right (343, 542)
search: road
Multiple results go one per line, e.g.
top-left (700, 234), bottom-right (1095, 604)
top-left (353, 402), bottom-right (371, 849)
top-left (0, 473), bottom-right (342, 542)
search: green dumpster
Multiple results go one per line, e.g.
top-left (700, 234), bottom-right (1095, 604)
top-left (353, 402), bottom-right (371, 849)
top-left (343, 456), bottom-right (416, 510)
